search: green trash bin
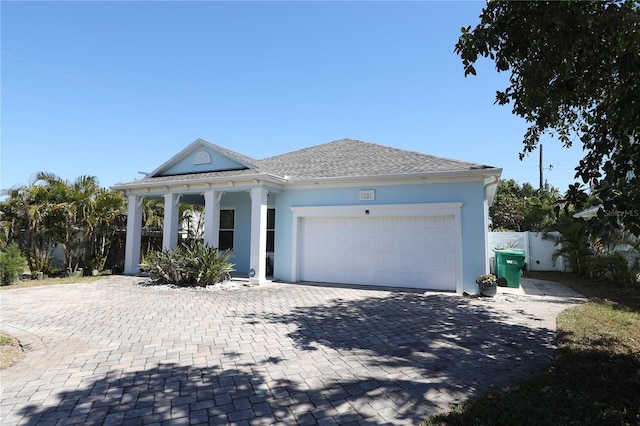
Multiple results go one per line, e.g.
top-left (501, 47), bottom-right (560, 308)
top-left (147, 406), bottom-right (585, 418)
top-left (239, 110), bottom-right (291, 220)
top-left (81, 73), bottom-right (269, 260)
top-left (495, 249), bottom-right (526, 288)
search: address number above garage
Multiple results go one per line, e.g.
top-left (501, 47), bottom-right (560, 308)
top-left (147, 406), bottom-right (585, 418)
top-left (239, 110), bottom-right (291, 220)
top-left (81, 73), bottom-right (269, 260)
top-left (360, 190), bottom-right (375, 201)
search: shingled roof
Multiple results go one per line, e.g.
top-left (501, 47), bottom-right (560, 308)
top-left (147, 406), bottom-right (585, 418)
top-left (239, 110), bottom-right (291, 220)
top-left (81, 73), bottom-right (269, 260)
top-left (114, 138), bottom-right (499, 189)
top-left (258, 138), bottom-right (494, 179)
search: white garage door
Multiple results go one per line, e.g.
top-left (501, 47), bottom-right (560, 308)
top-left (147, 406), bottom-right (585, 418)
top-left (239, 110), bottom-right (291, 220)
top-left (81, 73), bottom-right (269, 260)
top-left (298, 215), bottom-right (456, 290)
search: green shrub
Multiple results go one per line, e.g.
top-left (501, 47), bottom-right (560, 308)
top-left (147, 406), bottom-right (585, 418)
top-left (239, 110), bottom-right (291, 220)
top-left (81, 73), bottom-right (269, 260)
top-left (142, 242), bottom-right (234, 286)
top-left (143, 247), bottom-right (184, 284)
top-left (182, 243), bottom-right (234, 286)
top-left (587, 253), bottom-right (635, 286)
top-left (0, 243), bottom-right (26, 285)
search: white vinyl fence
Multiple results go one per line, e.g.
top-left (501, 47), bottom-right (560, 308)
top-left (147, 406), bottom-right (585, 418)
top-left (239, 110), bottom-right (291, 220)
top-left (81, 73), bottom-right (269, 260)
top-left (488, 231), bottom-right (567, 272)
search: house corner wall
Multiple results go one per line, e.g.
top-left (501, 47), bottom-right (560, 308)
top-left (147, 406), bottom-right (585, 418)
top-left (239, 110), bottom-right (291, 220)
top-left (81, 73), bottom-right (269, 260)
top-left (459, 181), bottom-right (489, 294)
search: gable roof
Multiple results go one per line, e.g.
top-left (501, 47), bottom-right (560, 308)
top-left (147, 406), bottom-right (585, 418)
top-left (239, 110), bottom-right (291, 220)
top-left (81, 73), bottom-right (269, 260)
top-left (146, 138), bottom-right (259, 178)
top-left (113, 138), bottom-right (500, 190)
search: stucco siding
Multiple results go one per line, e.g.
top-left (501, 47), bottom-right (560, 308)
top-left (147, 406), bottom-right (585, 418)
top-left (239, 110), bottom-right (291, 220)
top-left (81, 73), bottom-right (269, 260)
top-left (219, 192), bottom-right (252, 276)
top-left (460, 182), bottom-right (489, 293)
top-left (272, 179), bottom-right (488, 293)
top-left (162, 148), bottom-right (247, 176)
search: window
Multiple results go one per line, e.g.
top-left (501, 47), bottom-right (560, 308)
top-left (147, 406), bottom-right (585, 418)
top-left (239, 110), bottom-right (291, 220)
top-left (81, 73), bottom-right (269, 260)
top-left (219, 209), bottom-right (235, 251)
top-left (266, 208), bottom-right (275, 252)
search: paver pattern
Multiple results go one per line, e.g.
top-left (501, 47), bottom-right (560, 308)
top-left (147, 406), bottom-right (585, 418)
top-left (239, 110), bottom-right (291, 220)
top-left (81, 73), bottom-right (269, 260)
top-left (0, 276), bottom-right (585, 425)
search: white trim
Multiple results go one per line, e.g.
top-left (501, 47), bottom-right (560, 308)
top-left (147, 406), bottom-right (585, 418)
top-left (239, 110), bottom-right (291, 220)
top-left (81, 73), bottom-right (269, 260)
top-left (284, 169), bottom-right (502, 188)
top-left (146, 139), bottom-right (257, 178)
top-left (194, 151), bottom-right (212, 165)
top-left (113, 169), bottom-right (501, 194)
top-left (113, 175), bottom-right (286, 193)
top-left (290, 203), bottom-right (463, 217)
top-left (203, 190), bottom-right (223, 248)
top-left (162, 193), bottom-right (181, 249)
top-left (249, 187), bottom-right (269, 285)
top-left (124, 195), bottom-right (144, 274)
top-left (290, 203), bottom-right (464, 292)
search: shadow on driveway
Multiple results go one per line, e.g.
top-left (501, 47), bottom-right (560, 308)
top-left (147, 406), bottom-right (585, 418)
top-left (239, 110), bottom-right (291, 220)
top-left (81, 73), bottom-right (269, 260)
top-left (7, 280), bottom-right (565, 425)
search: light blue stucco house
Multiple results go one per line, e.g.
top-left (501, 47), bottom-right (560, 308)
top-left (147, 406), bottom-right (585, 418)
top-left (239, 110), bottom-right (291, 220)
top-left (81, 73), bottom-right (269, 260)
top-left (113, 138), bottom-right (501, 293)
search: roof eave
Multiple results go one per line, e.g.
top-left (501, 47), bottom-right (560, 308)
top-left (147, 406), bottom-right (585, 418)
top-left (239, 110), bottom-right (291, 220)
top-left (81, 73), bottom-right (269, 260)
top-left (484, 171), bottom-right (503, 206)
top-left (284, 168), bottom-right (503, 185)
top-left (111, 173), bottom-right (287, 193)
top-left (112, 168), bottom-right (503, 194)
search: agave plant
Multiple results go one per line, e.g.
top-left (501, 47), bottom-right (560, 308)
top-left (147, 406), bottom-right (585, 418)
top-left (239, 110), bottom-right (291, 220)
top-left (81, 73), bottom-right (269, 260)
top-left (144, 247), bottom-right (185, 284)
top-left (143, 242), bottom-right (234, 286)
top-left (182, 243), bottom-right (234, 286)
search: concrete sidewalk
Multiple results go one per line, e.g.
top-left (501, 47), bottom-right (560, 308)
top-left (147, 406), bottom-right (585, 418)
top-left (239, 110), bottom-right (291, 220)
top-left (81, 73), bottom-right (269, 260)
top-left (0, 276), bottom-right (585, 425)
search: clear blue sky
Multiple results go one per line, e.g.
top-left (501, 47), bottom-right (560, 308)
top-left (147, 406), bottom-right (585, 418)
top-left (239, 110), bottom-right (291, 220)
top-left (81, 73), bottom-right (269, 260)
top-left (1, 1), bottom-right (584, 194)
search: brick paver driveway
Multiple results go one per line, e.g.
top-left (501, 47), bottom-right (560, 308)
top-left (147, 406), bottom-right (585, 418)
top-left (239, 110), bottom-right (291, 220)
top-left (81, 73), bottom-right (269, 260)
top-left (1, 276), bottom-right (584, 425)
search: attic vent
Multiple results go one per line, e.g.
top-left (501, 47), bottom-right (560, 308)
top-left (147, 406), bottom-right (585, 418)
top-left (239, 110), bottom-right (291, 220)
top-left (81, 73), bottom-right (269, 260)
top-left (194, 151), bottom-right (212, 165)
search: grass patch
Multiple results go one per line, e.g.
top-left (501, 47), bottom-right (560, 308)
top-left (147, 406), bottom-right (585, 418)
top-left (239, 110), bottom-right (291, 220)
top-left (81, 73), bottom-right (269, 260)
top-left (424, 271), bottom-right (640, 426)
top-left (0, 334), bottom-right (24, 369)
top-left (0, 275), bottom-right (107, 291)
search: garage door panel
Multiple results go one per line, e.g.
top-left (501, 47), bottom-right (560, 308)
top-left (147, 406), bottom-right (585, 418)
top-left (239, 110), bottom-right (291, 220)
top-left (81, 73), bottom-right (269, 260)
top-left (299, 215), bottom-right (456, 290)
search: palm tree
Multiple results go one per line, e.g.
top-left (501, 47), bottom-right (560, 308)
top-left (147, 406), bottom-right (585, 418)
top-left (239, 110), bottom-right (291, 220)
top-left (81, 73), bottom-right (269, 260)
top-left (31, 173), bottom-right (84, 272)
top-left (31, 173), bottom-right (128, 273)
top-left (180, 204), bottom-right (205, 243)
top-left (142, 199), bottom-right (164, 260)
top-left (90, 189), bottom-right (126, 271)
top-left (0, 182), bottom-right (59, 273)
top-left (2, 172), bottom-right (127, 275)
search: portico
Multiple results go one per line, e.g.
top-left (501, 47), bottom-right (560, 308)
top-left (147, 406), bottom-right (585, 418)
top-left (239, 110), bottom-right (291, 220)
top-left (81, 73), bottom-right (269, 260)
top-left (122, 185), bottom-right (276, 285)
top-left (115, 139), bottom-right (286, 285)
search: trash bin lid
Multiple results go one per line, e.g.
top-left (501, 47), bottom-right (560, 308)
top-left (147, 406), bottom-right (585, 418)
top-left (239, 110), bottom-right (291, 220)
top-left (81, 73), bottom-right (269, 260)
top-left (495, 249), bottom-right (525, 255)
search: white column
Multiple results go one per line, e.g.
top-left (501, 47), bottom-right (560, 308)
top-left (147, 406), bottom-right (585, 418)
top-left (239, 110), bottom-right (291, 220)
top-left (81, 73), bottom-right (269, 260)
top-left (249, 187), bottom-right (268, 285)
top-left (203, 191), bottom-right (223, 247)
top-left (124, 195), bottom-right (144, 274)
top-left (163, 193), bottom-right (181, 249)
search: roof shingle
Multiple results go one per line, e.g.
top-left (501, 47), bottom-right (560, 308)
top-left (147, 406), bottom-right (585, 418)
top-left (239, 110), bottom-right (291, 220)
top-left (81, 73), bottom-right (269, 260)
top-left (257, 138), bottom-right (495, 179)
top-left (116, 138), bottom-right (498, 188)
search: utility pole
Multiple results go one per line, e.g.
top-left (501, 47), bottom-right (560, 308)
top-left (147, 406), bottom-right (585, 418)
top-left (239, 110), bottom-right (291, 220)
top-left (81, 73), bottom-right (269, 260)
top-left (539, 144), bottom-right (544, 190)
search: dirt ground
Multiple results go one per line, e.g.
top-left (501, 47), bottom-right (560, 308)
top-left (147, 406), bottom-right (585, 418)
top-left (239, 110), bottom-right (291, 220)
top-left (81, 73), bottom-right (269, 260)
top-left (0, 335), bottom-right (24, 369)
